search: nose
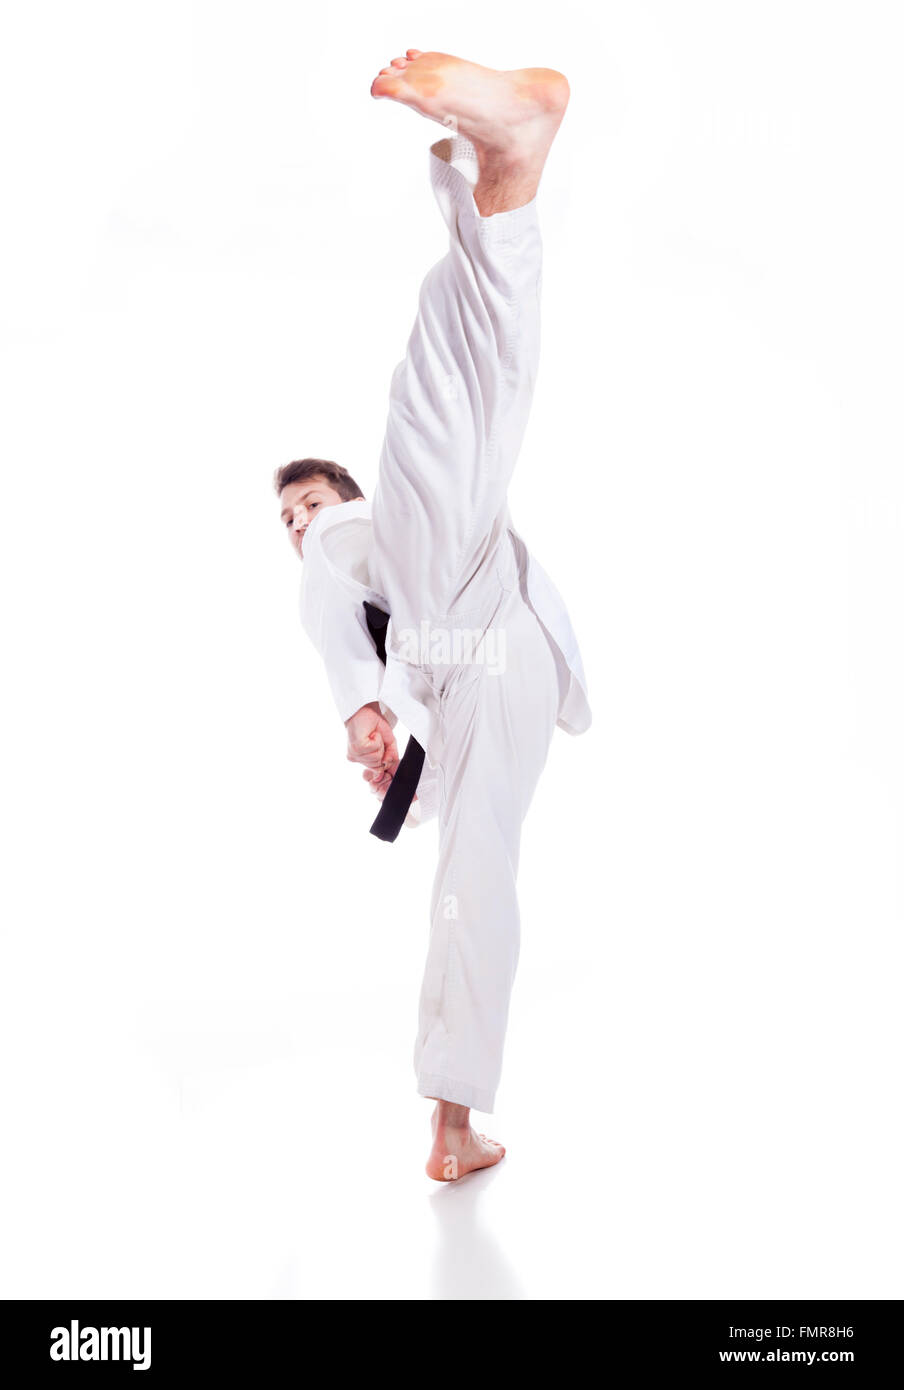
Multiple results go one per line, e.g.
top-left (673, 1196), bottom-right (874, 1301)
top-left (292, 510), bottom-right (306, 531)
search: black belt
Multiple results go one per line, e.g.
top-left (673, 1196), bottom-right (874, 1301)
top-left (362, 601), bottom-right (426, 842)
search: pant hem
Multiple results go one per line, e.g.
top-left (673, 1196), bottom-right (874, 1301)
top-left (417, 1071), bottom-right (495, 1114)
top-left (428, 135), bottom-right (539, 240)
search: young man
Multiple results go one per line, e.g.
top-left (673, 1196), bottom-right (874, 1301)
top-left (276, 50), bottom-right (591, 1180)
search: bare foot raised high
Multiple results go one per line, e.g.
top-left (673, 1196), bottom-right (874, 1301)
top-left (370, 49), bottom-right (570, 214)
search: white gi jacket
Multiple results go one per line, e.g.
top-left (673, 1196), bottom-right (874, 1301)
top-left (298, 497), bottom-right (591, 826)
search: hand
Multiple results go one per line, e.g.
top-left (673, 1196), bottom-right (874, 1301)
top-left (345, 702), bottom-right (400, 787)
top-left (345, 702), bottom-right (418, 805)
top-left (361, 764), bottom-right (419, 804)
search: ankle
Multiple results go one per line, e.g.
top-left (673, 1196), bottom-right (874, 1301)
top-left (433, 1100), bottom-right (471, 1131)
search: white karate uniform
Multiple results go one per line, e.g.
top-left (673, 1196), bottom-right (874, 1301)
top-left (298, 135), bottom-right (592, 1112)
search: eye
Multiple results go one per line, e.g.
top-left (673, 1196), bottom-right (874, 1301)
top-left (310, 501), bottom-right (319, 509)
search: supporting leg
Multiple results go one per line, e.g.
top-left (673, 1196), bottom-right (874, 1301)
top-left (415, 587), bottom-right (561, 1179)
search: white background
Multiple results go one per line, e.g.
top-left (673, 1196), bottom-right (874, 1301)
top-left (1, 1), bottom-right (901, 1300)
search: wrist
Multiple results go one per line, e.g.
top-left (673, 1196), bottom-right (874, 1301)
top-left (345, 700), bottom-right (381, 728)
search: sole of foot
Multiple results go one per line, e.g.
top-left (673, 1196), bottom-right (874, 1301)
top-left (370, 49), bottom-right (569, 166)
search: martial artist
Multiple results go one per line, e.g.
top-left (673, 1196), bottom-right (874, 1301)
top-left (275, 50), bottom-right (591, 1180)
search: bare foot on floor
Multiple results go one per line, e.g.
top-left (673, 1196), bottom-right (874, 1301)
top-left (370, 49), bottom-right (570, 213)
top-left (425, 1102), bottom-right (506, 1181)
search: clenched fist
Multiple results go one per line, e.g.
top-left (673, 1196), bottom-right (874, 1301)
top-left (345, 701), bottom-right (404, 801)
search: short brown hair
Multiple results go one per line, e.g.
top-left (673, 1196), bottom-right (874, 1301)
top-left (273, 456), bottom-right (365, 501)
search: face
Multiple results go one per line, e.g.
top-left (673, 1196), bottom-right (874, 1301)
top-left (279, 475), bottom-right (355, 559)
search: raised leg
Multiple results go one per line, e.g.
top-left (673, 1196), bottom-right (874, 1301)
top-left (369, 52), bottom-right (569, 638)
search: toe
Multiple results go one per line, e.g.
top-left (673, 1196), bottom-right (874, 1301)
top-left (390, 56), bottom-right (408, 68)
top-left (406, 49), bottom-right (423, 58)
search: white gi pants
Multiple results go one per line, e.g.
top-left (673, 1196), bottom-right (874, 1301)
top-left (371, 136), bottom-right (564, 1114)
